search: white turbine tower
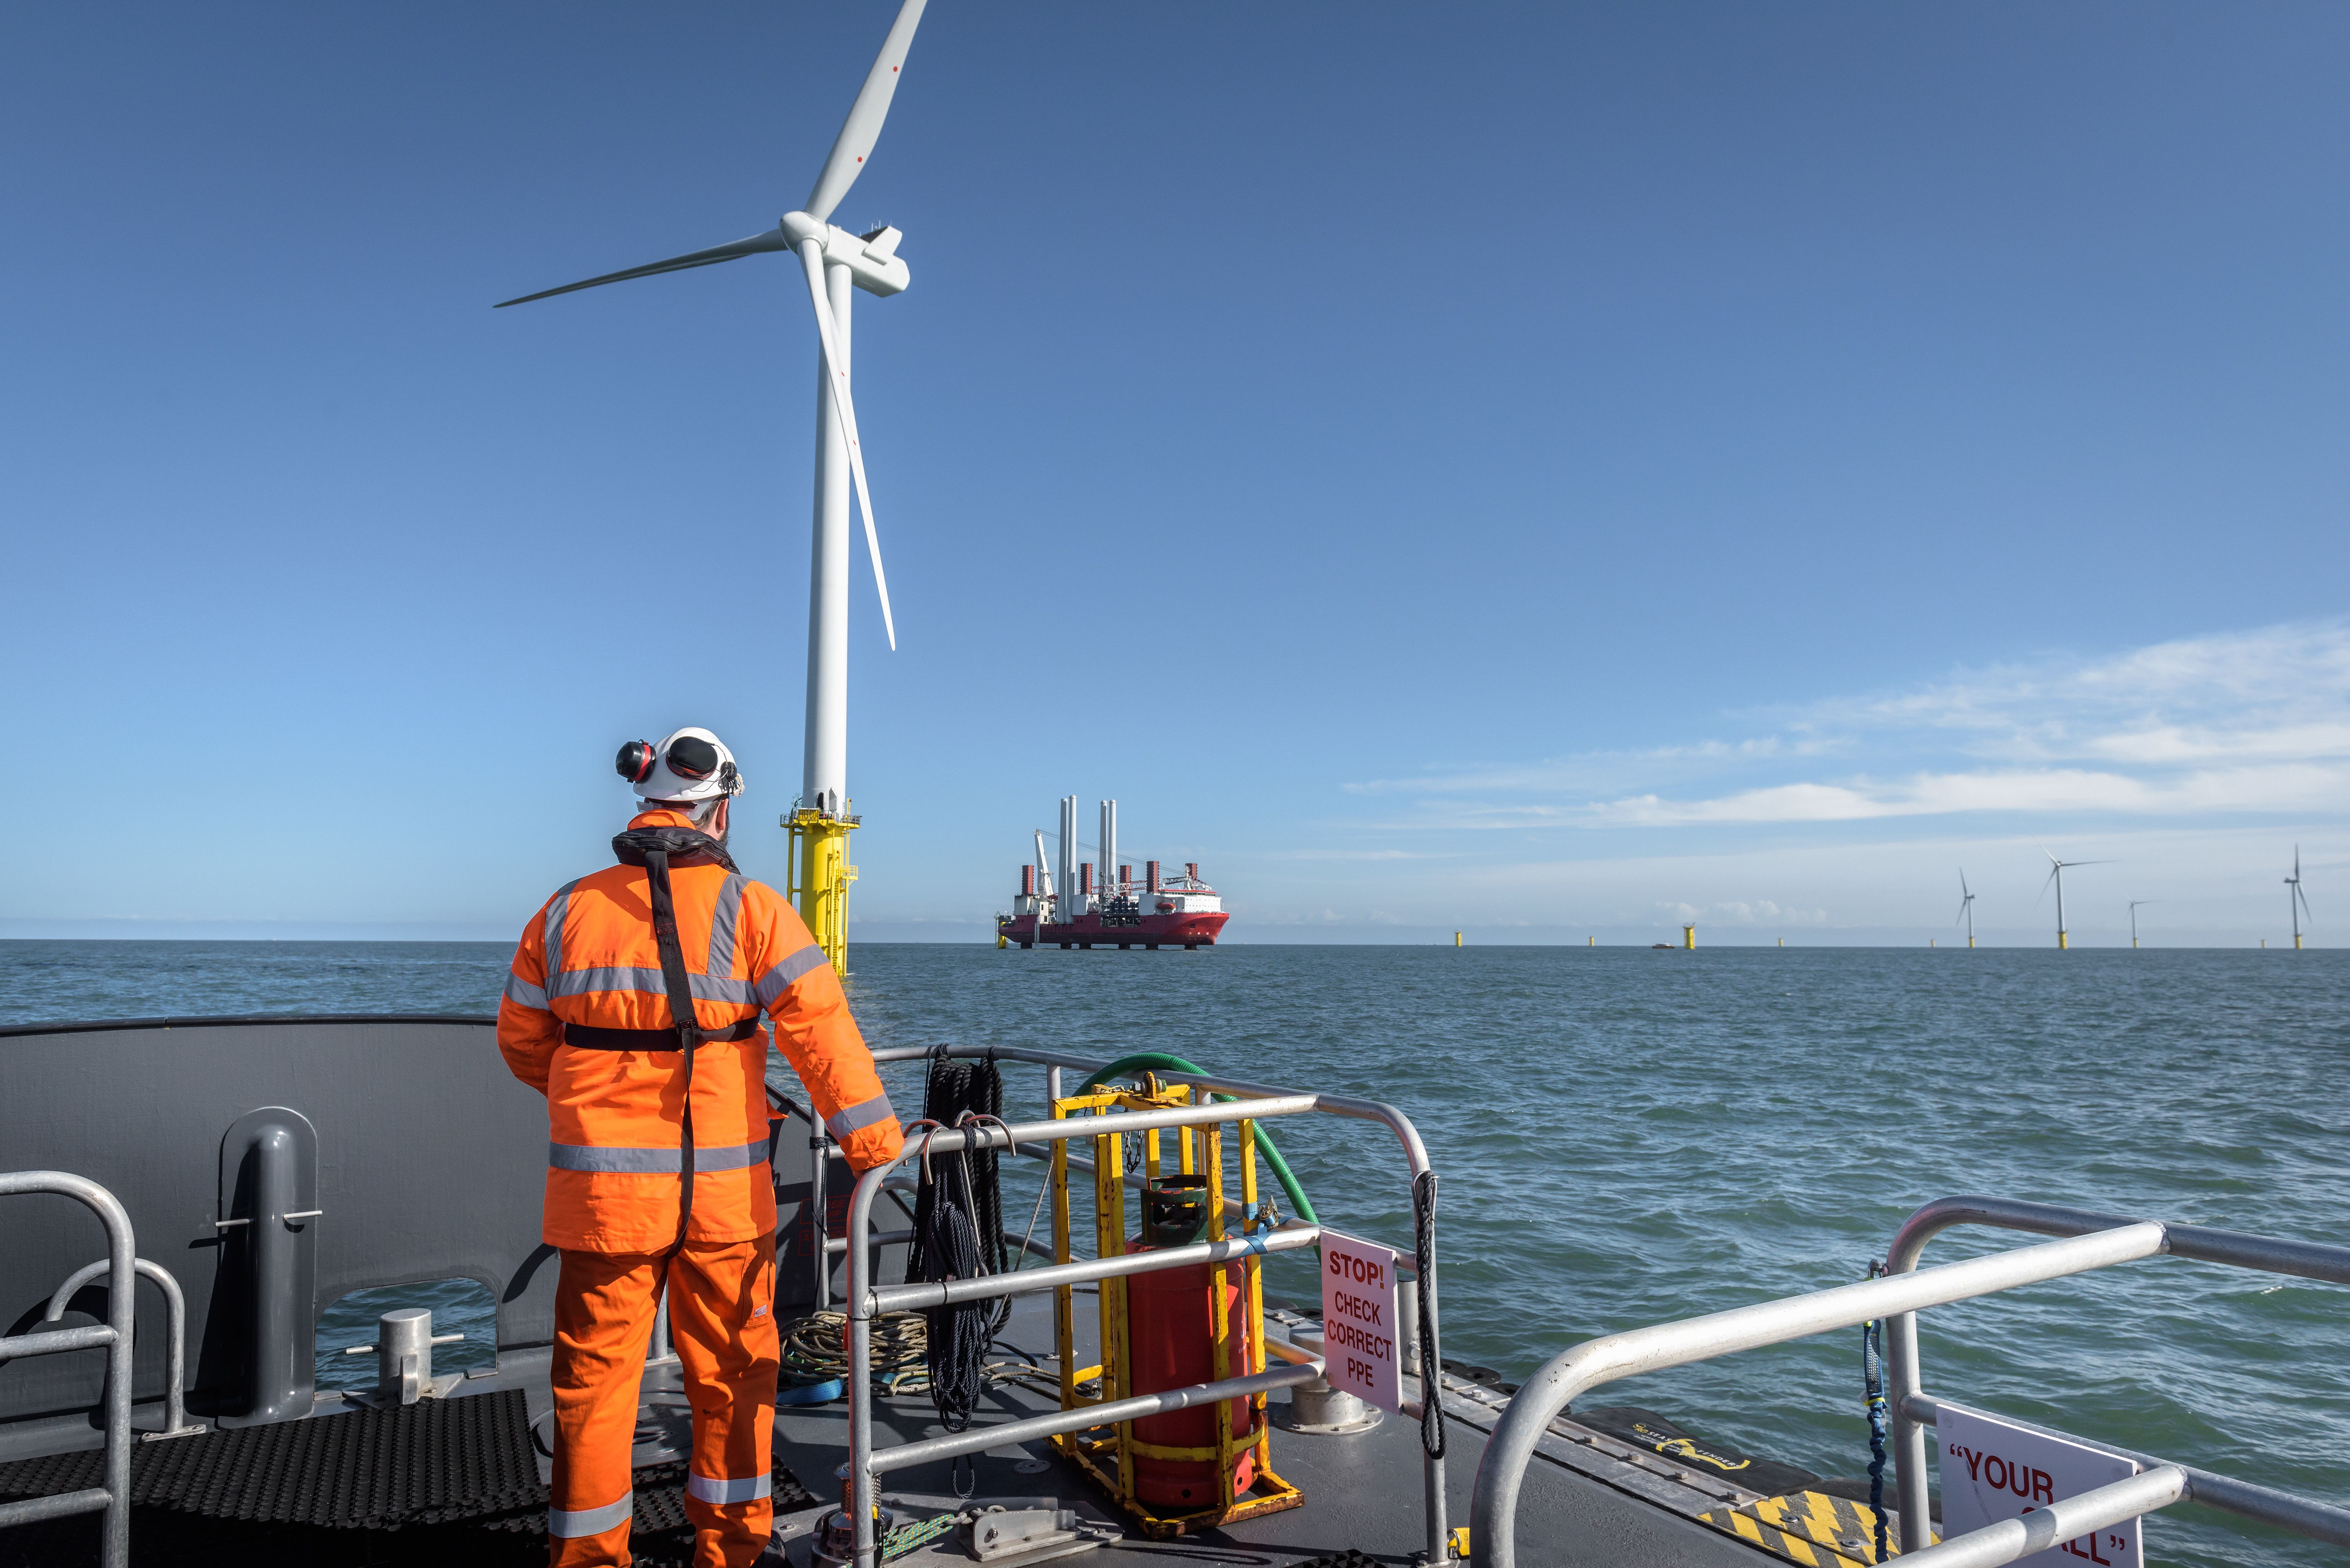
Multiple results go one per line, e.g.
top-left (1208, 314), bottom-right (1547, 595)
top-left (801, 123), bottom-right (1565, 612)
top-left (2287, 846), bottom-right (2312, 951)
top-left (496, 0), bottom-right (930, 975)
top-left (2038, 851), bottom-right (2111, 950)
top-left (2128, 899), bottom-right (2154, 949)
top-left (1955, 870), bottom-right (1977, 949)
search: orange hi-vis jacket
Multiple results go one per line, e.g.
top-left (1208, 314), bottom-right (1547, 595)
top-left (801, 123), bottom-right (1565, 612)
top-left (497, 809), bottom-right (904, 1253)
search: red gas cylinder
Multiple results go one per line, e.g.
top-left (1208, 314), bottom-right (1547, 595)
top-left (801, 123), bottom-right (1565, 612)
top-left (1125, 1243), bottom-right (1261, 1511)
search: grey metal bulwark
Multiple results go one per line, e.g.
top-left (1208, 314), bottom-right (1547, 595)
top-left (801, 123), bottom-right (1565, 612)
top-left (0, 1016), bottom-right (551, 1431)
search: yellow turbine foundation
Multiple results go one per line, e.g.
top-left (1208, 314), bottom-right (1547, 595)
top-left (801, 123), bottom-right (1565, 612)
top-left (785, 809), bottom-right (858, 978)
top-left (2058, 931), bottom-right (2069, 950)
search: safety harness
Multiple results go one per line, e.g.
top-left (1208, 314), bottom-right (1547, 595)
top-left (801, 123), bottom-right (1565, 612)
top-left (558, 824), bottom-right (753, 1252)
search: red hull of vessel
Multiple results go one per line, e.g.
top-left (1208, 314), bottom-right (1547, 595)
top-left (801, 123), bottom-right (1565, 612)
top-left (998, 909), bottom-right (1229, 948)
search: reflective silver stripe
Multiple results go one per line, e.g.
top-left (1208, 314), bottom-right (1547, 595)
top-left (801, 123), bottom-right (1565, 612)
top-left (825, 1093), bottom-right (896, 1139)
top-left (685, 1470), bottom-right (773, 1505)
top-left (752, 944), bottom-right (829, 1008)
top-left (706, 874), bottom-right (746, 982)
top-left (548, 1494), bottom-right (633, 1538)
top-left (503, 972), bottom-right (550, 1011)
top-left (693, 1139), bottom-right (769, 1173)
top-left (544, 966), bottom-right (759, 1006)
top-left (542, 879), bottom-right (580, 984)
top-left (550, 1139), bottom-right (769, 1174)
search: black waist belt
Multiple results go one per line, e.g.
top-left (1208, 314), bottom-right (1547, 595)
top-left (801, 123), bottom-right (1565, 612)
top-left (562, 1017), bottom-right (762, 1052)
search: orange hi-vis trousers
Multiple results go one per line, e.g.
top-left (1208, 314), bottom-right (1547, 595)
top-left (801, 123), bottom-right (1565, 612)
top-left (548, 1237), bottom-right (779, 1568)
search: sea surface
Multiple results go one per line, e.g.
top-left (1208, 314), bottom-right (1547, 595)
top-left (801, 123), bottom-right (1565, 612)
top-left (5, 939), bottom-right (2346, 1567)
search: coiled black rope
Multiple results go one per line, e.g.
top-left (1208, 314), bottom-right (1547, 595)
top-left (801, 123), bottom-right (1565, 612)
top-left (905, 1120), bottom-right (1004, 1432)
top-left (906, 1051), bottom-right (1007, 1283)
top-left (1413, 1169), bottom-right (1445, 1460)
top-left (1862, 1259), bottom-right (1891, 1562)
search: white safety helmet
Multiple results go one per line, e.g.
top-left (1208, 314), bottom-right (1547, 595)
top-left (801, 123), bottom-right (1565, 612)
top-left (615, 727), bottom-right (746, 803)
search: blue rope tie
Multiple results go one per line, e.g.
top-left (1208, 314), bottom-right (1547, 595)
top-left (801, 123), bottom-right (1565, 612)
top-left (1862, 1259), bottom-right (1891, 1563)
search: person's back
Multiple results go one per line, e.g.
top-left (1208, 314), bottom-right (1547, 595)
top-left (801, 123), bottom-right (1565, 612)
top-left (498, 727), bottom-right (903, 1567)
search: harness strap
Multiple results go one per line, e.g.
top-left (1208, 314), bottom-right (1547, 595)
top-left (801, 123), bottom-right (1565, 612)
top-left (562, 1018), bottom-right (761, 1052)
top-left (643, 848), bottom-right (706, 1253)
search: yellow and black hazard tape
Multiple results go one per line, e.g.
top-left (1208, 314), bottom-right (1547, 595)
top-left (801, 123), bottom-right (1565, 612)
top-left (1696, 1490), bottom-right (1934, 1566)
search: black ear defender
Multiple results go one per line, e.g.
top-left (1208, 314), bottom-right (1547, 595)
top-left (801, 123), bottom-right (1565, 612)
top-left (616, 740), bottom-right (656, 783)
top-left (664, 735), bottom-right (722, 780)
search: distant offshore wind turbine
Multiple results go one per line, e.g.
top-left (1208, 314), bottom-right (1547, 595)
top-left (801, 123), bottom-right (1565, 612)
top-left (2287, 846), bottom-right (2313, 951)
top-left (2128, 899), bottom-right (2154, 949)
top-left (1955, 871), bottom-right (1977, 949)
top-left (2038, 851), bottom-right (2111, 950)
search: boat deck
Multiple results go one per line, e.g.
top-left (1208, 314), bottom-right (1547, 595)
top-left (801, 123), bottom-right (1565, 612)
top-left (0, 1286), bottom-right (1796, 1566)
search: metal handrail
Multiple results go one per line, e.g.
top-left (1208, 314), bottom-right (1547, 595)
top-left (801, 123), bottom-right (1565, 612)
top-left (45, 1257), bottom-right (204, 1440)
top-left (1899, 1465), bottom-right (2190, 1568)
top-left (0, 1172), bottom-right (137, 1567)
top-left (1885, 1194), bottom-right (2350, 1553)
top-left (1467, 1225), bottom-right (2169, 1568)
top-left (1903, 1394), bottom-right (2350, 1550)
top-left (1472, 1200), bottom-right (2350, 1568)
top-left (839, 1067), bottom-right (1448, 1568)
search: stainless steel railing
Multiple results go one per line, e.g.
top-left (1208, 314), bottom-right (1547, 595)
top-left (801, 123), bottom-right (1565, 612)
top-left (1884, 1195), bottom-right (2350, 1554)
top-left (832, 1045), bottom-right (1450, 1568)
top-left (1468, 1198), bottom-right (2350, 1568)
top-left (0, 1172), bottom-right (138, 1568)
top-left (44, 1257), bottom-right (203, 1441)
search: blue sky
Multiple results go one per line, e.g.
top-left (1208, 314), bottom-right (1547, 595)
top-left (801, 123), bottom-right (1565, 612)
top-left (3, 2), bottom-right (2344, 946)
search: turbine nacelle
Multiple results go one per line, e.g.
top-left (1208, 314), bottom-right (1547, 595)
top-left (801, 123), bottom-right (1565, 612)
top-left (778, 212), bottom-right (911, 296)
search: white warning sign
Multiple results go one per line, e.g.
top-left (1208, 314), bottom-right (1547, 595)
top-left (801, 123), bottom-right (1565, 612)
top-left (1938, 1403), bottom-right (2144, 1568)
top-left (1319, 1229), bottom-right (1402, 1413)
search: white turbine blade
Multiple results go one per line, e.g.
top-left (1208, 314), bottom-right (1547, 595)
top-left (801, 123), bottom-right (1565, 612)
top-left (804, 0), bottom-right (930, 224)
top-left (494, 230), bottom-right (790, 308)
top-left (2033, 863), bottom-right (2058, 910)
top-left (796, 238), bottom-right (896, 650)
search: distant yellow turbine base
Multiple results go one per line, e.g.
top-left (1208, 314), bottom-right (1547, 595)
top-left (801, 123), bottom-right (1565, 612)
top-left (2058, 931), bottom-right (2069, 950)
top-left (785, 809), bottom-right (859, 978)
top-left (2295, 934), bottom-right (2304, 950)
top-left (1683, 924), bottom-right (1696, 950)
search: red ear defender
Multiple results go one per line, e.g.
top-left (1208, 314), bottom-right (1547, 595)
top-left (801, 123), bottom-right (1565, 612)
top-left (615, 740), bottom-right (656, 783)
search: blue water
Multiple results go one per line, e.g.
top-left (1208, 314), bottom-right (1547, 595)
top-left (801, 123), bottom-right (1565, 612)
top-left (5, 939), bottom-right (2346, 1566)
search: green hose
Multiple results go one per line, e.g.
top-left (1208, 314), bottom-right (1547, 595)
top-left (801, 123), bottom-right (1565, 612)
top-left (1075, 1052), bottom-right (1319, 1225)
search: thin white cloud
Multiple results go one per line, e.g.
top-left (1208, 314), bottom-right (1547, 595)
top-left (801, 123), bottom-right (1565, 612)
top-left (1355, 621), bottom-right (2350, 829)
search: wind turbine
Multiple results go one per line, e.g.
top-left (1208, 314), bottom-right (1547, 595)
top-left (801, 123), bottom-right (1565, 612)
top-left (496, 0), bottom-right (930, 975)
top-left (2287, 846), bottom-right (2313, 951)
top-left (2128, 899), bottom-right (2154, 949)
top-left (2037, 851), bottom-right (2111, 950)
top-left (1955, 871), bottom-right (1978, 949)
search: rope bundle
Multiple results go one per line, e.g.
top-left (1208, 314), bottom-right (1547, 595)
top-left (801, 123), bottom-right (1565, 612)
top-left (779, 1309), bottom-right (929, 1393)
top-left (905, 1051), bottom-right (1011, 1433)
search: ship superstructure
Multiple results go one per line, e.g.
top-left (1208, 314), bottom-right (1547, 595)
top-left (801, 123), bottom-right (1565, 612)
top-left (999, 798), bottom-right (1229, 950)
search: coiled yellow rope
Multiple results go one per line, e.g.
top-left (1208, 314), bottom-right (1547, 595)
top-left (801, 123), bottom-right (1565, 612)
top-left (779, 1308), bottom-right (1059, 1399)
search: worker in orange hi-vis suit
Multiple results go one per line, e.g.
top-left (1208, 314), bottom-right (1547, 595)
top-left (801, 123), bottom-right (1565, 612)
top-left (497, 727), bottom-right (904, 1568)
